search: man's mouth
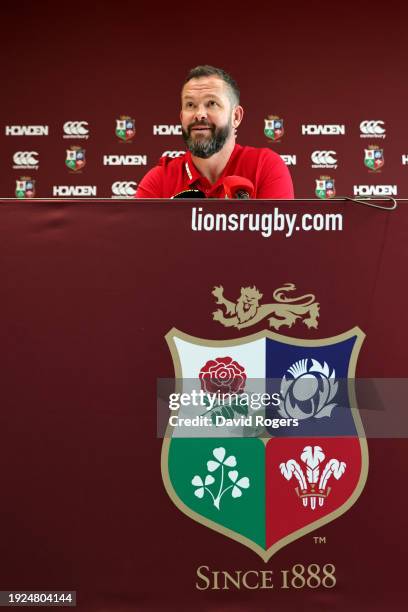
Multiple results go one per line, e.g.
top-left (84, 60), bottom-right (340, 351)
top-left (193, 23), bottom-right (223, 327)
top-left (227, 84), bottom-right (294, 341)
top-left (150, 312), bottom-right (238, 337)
top-left (190, 125), bottom-right (213, 133)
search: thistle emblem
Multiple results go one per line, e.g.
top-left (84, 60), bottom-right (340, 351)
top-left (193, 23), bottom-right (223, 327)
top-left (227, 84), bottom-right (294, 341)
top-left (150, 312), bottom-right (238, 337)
top-left (279, 359), bottom-right (338, 420)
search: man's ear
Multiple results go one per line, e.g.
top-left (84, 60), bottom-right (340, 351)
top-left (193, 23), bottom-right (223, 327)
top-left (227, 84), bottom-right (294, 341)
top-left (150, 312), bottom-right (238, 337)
top-left (232, 105), bottom-right (244, 129)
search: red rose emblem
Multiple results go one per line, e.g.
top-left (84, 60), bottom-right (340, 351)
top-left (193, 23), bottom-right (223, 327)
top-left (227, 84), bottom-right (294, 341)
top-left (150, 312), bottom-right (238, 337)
top-left (199, 356), bottom-right (246, 395)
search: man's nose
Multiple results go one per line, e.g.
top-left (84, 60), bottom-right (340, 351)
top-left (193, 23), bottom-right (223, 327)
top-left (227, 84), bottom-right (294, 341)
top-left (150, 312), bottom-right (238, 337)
top-left (194, 104), bottom-right (208, 122)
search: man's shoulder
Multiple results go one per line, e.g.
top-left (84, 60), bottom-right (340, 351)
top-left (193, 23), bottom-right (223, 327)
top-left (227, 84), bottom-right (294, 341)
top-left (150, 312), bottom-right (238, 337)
top-left (143, 152), bottom-right (187, 177)
top-left (233, 144), bottom-right (293, 198)
top-left (157, 152), bottom-right (187, 171)
top-left (237, 144), bottom-right (283, 164)
top-left (136, 152), bottom-right (187, 198)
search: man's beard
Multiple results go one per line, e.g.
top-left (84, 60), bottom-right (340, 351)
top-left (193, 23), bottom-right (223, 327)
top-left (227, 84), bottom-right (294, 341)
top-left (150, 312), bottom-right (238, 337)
top-left (182, 120), bottom-right (231, 159)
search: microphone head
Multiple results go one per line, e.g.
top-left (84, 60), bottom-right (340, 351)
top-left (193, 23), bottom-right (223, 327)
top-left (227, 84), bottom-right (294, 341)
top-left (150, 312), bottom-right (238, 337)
top-left (223, 176), bottom-right (255, 199)
top-left (171, 189), bottom-right (206, 199)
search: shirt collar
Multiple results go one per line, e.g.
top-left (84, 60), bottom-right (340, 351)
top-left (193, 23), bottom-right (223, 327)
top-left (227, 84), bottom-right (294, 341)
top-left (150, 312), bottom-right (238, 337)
top-left (184, 144), bottom-right (241, 189)
top-left (184, 151), bottom-right (203, 187)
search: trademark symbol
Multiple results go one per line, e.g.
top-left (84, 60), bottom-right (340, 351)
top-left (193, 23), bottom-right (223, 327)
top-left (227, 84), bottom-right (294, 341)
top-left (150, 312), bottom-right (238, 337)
top-left (313, 536), bottom-right (326, 544)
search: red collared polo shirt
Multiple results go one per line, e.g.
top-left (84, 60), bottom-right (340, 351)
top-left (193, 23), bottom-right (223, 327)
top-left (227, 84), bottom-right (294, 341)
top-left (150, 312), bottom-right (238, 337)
top-left (136, 144), bottom-right (294, 199)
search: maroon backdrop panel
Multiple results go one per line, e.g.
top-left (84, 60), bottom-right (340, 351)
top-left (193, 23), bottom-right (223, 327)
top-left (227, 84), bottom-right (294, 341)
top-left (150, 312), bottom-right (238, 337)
top-left (0, 200), bottom-right (406, 611)
top-left (0, 1), bottom-right (407, 199)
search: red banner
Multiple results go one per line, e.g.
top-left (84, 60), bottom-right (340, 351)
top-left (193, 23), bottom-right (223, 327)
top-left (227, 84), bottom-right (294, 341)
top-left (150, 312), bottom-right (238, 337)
top-left (0, 200), bottom-right (406, 610)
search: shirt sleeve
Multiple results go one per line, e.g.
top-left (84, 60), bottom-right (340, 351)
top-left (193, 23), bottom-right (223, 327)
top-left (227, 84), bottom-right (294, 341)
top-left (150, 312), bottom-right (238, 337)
top-left (135, 166), bottom-right (164, 198)
top-left (256, 150), bottom-right (295, 199)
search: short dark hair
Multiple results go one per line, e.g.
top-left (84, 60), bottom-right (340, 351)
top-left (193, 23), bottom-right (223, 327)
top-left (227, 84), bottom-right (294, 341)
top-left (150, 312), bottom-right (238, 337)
top-left (183, 65), bottom-right (240, 105)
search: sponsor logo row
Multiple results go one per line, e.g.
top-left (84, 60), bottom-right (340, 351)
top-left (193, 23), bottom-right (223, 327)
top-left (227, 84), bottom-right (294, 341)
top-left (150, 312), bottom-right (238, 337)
top-left (14, 181), bottom-right (137, 198)
top-left (14, 178), bottom-right (399, 200)
top-left (315, 178), bottom-right (398, 199)
top-left (10, 148), bottom-right (408, 170)
top-left (4, 121), bottom-right (181, 140)
top-left (4, 120), bottom-right (388, 140)
top-left (308, 148), bottom-right (387, 172)
top-left (265, 119), bottom-right (386, 140)
top-left (11, 150), bottom-right (148, 170)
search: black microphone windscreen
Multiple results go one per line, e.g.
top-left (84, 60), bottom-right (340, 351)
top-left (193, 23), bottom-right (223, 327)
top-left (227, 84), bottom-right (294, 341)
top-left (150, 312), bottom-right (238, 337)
top-left (236, 190), bottom-right (250, 199)
top-left (172, 189), bottom-right (206, 199)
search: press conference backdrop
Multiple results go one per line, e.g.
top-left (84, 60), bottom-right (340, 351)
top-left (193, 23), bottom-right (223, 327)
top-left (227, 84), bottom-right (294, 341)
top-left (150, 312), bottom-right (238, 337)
top-left (1, 2), bottom-right (408, 611)
top-left (0, 2), bottom-right (407, 200)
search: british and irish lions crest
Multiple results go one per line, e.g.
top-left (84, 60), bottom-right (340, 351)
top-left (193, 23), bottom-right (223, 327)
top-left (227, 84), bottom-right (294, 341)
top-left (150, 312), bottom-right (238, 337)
top-left (65, 146), bottom-right (86, 172)
top-left (116, 116), bottom-right (135, 143)
top-left (161, 283), bottom-right (368, 561)
top-left (264, 115), bottom-right (284, 142)
top-left (15, 176), bottom-right (35, 198)
top-left (364, 146), bottom-right (384, 172)
top-left (315, 176), bottom-right (336, 199)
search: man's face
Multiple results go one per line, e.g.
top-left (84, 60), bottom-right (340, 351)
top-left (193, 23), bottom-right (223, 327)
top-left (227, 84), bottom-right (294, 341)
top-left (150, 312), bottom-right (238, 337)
top-left (180, 76), bottom-right (237, 158)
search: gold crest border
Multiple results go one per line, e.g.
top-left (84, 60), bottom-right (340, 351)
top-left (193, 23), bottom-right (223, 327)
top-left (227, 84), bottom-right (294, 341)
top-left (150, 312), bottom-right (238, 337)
top-left (161, 327), bottom-right (368, 562)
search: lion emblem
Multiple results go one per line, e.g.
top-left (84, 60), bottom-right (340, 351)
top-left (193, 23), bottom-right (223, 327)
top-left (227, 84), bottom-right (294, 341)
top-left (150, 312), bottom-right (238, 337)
top-left (212, 283), bottom-right (319, 330)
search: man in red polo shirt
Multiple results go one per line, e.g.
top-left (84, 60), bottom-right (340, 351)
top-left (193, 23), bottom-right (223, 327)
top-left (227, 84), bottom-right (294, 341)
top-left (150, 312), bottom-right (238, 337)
top-left (136, 65), bottom-right (294, 199)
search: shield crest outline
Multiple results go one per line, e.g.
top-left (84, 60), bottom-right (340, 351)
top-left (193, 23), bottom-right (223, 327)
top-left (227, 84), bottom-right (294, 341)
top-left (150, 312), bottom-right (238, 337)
top-left (116, 116), bottom-right (136, 142)
top-left (161, 327), bottom-right (368, 562)
top-left (15, 178), bottom-right (35, 198)
top-left (315, 178), bottom-right (336, 199)
top-left (264, 117), bottom-right (284, 142)
top-left (364, 148), bottom-right (384, 171)
top-left (65, 147), bottom-right (86, 172)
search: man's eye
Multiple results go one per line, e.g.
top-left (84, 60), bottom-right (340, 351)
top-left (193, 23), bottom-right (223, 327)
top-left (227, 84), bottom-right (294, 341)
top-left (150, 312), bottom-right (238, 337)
top-left (208, 101), bottom-right (217, 107)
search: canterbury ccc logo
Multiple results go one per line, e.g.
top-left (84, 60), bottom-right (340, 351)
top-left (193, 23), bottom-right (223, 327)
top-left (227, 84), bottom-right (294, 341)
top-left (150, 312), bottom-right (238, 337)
top-left (162, 150), bottom-right (186, 158)
top-left (63, 121), bottom-right (89, 135)
top-left (13, 151), bottom-right (38, 165)
top-left (311, 150), bottom-right (337, 165)
top-left (360, 120), bottom-right (385, 135)
top-left (111, 181), bottom-right (137, 196)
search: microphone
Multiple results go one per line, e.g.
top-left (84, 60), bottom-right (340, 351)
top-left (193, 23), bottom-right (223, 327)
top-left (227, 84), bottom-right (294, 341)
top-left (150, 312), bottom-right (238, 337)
top-left (172, 189), bottom-right (206, 199)
top-left (223, 176), bottom-right (254, 199)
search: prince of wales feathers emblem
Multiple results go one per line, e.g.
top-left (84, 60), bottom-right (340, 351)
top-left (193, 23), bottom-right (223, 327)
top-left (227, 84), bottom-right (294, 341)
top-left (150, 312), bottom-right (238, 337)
top-left (161, 286), bottom-right (368, 561)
